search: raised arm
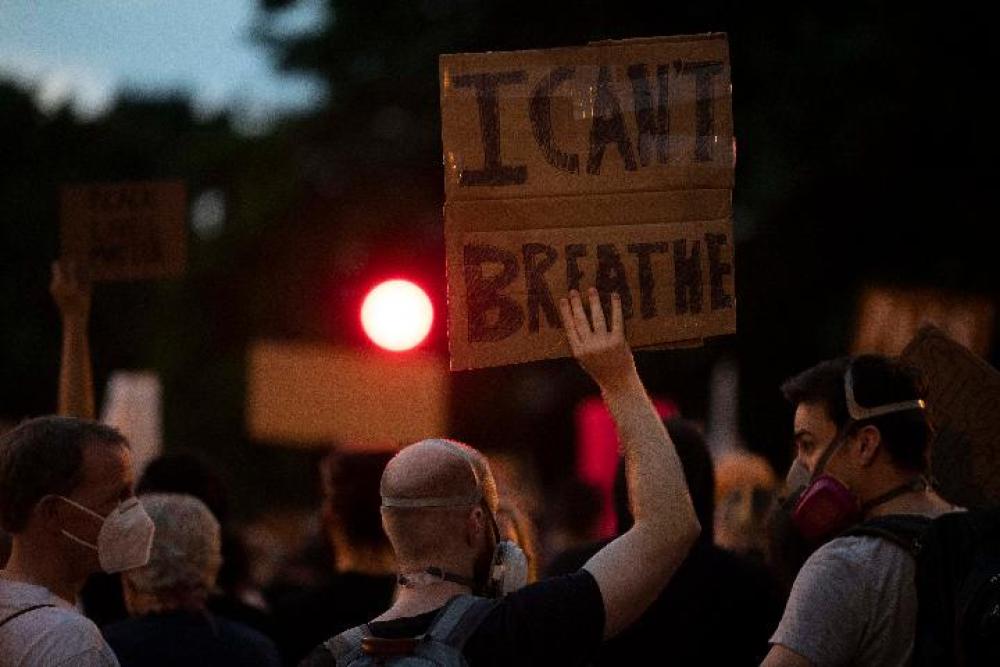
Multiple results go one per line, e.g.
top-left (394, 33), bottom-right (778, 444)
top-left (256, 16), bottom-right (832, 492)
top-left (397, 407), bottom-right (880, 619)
top-left (559, 288), bottom-right (700, 640)
top-left (51, 260), bottom-right (95, 419)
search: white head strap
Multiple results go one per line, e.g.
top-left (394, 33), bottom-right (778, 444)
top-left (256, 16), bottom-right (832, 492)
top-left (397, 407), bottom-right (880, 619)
top-left (844, 364), bottom-right (926, 421)
top-left (381, 440), bottom-right (483, 509)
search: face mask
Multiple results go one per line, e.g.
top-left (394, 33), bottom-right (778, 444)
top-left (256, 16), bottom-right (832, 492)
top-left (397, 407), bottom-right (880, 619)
top-left (477, 505), bottom-right (528, 597)
top-left (789, 362), bottom-right (928, 544)
top-left (57, 496), bottom-right (155, 573)
top-left (486, 539), bottom-right (528, 597)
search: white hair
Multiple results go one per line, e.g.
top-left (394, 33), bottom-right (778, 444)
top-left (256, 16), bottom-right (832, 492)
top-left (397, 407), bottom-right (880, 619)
top-left (123, 493), bottom-right (222, 595)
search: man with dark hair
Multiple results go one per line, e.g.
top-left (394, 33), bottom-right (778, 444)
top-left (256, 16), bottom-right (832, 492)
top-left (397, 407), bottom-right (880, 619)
top-left (301, 289), bottom-right (701, 666)
top-left (0, 416), bottom-right (154, 666)
top-left (763, 354), bottom-right (959, 667)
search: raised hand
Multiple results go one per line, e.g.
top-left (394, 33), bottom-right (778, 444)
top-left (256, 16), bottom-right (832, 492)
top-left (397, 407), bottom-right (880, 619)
top-left (559, 287), bottom-right (636, 392)
top-left (50, 260), bottom-right (91, 322)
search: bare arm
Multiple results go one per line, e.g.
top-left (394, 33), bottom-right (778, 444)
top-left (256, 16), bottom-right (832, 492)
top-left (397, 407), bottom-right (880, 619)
top-left (559, 288), bottom-right (700, 640)
top-left (51, 261), bottom-right (95, 419)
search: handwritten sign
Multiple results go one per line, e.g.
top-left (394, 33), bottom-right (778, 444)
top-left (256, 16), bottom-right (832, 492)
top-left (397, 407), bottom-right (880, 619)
top-left (440, 34), bottom-right (735, 369)
top-left (60, 180), bottom-right (186, 281)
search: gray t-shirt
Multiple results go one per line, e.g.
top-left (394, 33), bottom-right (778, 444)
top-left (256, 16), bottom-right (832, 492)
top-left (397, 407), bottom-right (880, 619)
top-left (0, 576), bottom-right (119, 667)
top-left (770, 534), bottom-right (915, 667)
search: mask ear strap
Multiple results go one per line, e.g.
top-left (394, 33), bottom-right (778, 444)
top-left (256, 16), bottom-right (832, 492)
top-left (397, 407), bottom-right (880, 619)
top-left (482, 500), bottom-right (502, 543)
top-left (51, 495), bottom-right (105, 521)
top-left (812, 428), bottom-right (848, 480)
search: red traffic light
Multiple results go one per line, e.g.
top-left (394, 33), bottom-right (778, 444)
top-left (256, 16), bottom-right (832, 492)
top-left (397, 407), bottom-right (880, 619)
top-left (360, 280), bottom-right (433, 352)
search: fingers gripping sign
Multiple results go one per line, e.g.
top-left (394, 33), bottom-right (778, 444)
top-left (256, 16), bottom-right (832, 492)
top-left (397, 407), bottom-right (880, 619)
top-left (559, 288), bottom-right (636, 392)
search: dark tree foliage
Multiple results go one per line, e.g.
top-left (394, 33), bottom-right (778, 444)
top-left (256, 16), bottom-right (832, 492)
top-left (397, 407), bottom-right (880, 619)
top-left (1, 1), bottom-right (996, 514)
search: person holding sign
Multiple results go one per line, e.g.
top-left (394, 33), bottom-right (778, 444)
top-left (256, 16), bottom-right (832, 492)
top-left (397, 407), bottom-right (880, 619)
top-left (51, 260), bottom-right (96, 419)
top-left (301, 289), bottom-right (700, 666)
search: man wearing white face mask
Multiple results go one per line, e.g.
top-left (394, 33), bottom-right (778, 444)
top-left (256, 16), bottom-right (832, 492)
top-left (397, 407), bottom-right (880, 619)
top-left (0, 416), bottom-right (154, 666)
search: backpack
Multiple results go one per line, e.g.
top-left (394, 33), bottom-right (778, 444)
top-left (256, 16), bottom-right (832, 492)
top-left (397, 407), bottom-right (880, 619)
top-left (324, 595), bottom-right (498, 667)
top-left (844, 508), bottom-right (1000, 666)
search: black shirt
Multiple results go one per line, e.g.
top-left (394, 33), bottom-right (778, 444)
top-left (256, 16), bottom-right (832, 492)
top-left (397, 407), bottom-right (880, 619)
top-left (300, 570), bottom-right (604, 666)
top-left (549, 540), bottom-right (784, 666)
top-left (103, 610), bottom-right (281, 667)
top-left (271, 572), bottom-right (397, 665)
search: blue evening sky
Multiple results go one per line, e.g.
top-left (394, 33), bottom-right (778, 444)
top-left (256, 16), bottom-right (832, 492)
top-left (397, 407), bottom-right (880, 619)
top-left (0, 0), bottom-right (327, 130)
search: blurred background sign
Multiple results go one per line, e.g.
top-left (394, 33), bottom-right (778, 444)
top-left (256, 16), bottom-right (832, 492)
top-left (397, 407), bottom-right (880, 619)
top-left (100, 370), bottom-right (164, 476)
top-left (60, 180), bottom-right (187, 281)
top-left (853, 286), bottom-right (994, 358)
top-left (247, 341), bottom-right (448, 450)
top-left (901, 326), bottom-right (1000, 509)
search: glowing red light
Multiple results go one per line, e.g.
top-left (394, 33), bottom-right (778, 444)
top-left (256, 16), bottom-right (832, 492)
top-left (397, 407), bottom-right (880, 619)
top-left (360, 280), bottom-right (433, 352)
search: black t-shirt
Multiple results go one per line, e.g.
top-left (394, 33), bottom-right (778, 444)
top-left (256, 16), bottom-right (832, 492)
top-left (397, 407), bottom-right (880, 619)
top-left (271, 572), bottom-right (397, 665)
top-left (548, 540), bottom-right (784, 666)
top-left (103, 610), bottom-right (281, 667)
top-left (300, 570), bottom-right (604, 666)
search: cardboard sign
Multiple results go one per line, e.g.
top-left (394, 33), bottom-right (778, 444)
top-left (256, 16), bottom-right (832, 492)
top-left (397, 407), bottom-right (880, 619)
top-left (854, 286), bottom-right (995, 358)
top-left (440, 33), bottom-right (733, 200)
top-left (60, 181), bottom-right (187, 281)
top-left (247, 341), bottom-right (448, 449)
top-left (441, 34), bottom-right (735, 369)
top-left (901, 326), bottom-right (1000, 509)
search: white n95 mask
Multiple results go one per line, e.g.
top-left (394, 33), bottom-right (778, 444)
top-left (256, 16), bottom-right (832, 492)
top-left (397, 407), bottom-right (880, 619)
top-left (487, 538), bottom-right (528, 598)
top-left (58, 496), bottom-right (155, 573)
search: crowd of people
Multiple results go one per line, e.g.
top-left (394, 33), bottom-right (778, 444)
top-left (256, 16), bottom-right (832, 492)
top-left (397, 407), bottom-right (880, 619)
top-left (0, 263), bottom-right (988, 666)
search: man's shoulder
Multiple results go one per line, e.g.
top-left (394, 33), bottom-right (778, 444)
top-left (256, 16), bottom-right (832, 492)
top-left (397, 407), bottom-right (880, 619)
top-left (308, 574), bottom-right (605, 666)
top-left (33, 607), bottom-right (107, 645)
top-left (0, 579), bottom-right (99, 639)
top-left (4, 604), bottom-right (115, 665)
top-left (813, 529), bottom-right (915, 562)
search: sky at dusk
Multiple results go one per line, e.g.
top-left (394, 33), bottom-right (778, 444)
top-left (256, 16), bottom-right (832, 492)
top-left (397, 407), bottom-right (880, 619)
top-left (0, 0), bottom-right (327, 128)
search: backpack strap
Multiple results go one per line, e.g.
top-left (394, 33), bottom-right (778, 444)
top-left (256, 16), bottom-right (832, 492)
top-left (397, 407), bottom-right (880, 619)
top-left (426, 595), bottom-right (498, 646)
top-left (325, 623), bottom-right (369, 665)
top-left (0, 604), bottom-right (55, 629)
top-left (842, 514), bottom-right (932, 556)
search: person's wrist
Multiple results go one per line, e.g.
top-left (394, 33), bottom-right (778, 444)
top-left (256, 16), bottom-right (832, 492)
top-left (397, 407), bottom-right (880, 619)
top-left (596, 363), bottom-right (641, 395)
top-left (61, 313), bottom-right (89, 329)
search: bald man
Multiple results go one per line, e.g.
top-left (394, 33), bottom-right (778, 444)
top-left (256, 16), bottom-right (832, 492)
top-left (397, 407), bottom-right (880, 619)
top-left (301, 289), bottom-right (701, 666)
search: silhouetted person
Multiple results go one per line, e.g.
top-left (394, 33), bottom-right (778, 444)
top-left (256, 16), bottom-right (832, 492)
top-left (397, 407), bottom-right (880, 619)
top-left (270, 450), bottom-right (397, 665)
top-left (548, 418), bottom-right (783, 665)
top-left (103, 493), bottom-right (280, 667)
top-left (82, 452), bottom-right (275, 640)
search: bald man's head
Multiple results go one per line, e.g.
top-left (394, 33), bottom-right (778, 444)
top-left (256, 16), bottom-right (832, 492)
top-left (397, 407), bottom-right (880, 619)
top-left (381, 439), bottom-right (498, 511)
top-left (380, 439), bottom-right (499, 568)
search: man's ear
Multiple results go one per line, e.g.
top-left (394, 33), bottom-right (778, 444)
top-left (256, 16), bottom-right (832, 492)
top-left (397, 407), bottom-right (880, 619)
top-left (855, 425), bottom-right (881, 467)
top-left (465, 506), bottom-right (486, 547)
top-left (33, 495), bottom-right (63, 533)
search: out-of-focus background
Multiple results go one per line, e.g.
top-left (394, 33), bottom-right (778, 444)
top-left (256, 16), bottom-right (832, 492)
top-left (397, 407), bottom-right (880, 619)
top-left (1, 0), bottom-right (996, 574)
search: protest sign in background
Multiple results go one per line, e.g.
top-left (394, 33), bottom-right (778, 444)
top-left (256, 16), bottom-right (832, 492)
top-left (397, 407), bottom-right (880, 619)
top-left (902, 326), bottom-right (1000, 509)
top-left (440, 33), bottom-right (734, 369)
top-left (247, 341), bottom-right (448, 449)
top-left (60, 180), bottom-right (187, 281)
